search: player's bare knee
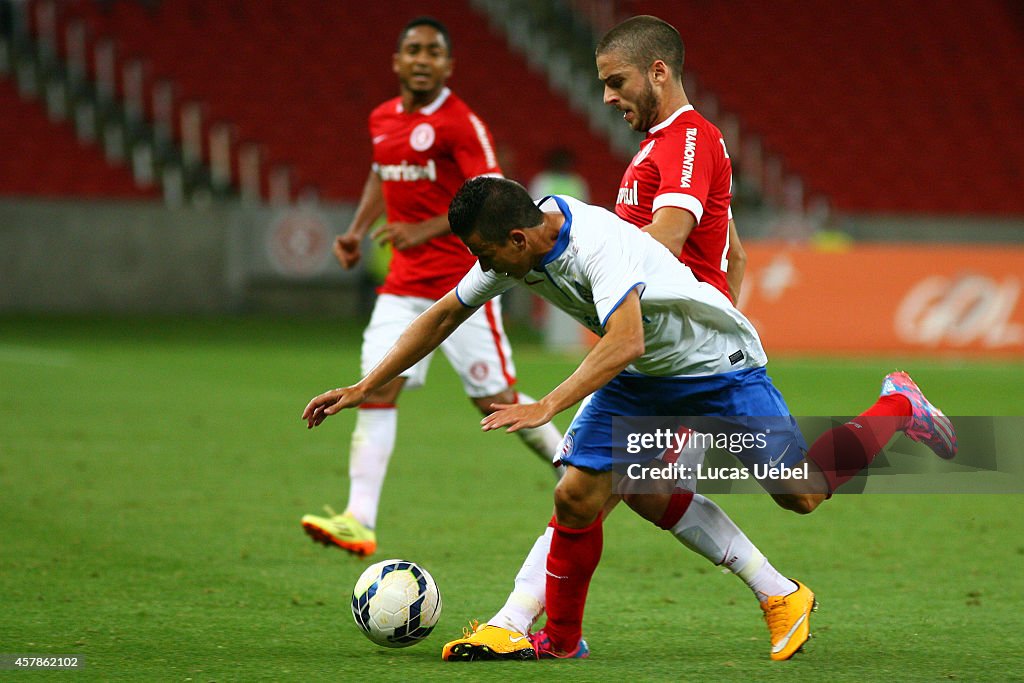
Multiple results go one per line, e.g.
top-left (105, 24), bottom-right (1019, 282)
top-left (600, 494), bottom-right (622, 518)
top-left (622, 491), bottom-right (670, 524)
top-left (471, 389), bottom-right (516, 415)
top-left (773, 493), bottom-right (821, 515)
top-left (364, 378), bottom-right (405, 405)
top-left (470, 397), bottom-right (494, 415)
top-left (554, 480), bottom-right (602, 528)
top-left (620, 490), bottom-right (639, 509)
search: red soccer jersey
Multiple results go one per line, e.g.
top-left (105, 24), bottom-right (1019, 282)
top-left (369, 87), bottom-right (502, 299)
top-left (614, 105), bottom-right (733, 300)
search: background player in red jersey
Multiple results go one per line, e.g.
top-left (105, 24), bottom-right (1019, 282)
top-left (300, 17), bottom-right (563, 557)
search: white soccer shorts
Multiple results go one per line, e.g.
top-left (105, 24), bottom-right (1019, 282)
top-left (361, 293), bottom-right (517, 398)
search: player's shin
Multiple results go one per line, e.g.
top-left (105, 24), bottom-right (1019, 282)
top-left (346, 405), bottom-right (398, 528)
top-left (665, 492), bottom-right (796, 601)
top-left (488, 527), bottom-right (552, 634)
top-left (806, 393), bottom-right (910, 494)
top-left (514, 392), bottom-right (565, 475)
top-left (545, 515), bottom-right (603, 653)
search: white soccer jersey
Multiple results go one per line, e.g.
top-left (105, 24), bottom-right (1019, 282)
top-left (455, 195), bottom-right (768, 377)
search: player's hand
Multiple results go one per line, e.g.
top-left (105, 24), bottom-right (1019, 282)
top-left (480, 402), bottom-right (554, 433)
top-left (302, 386), bottom-right (366, 429)
top-left (333, 234), bottom-right (362, 269)
top-left (372, 222), bottom-right (429, 251)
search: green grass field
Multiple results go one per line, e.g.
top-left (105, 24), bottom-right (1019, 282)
top-left (2, 316), bottom-right (1023, 681)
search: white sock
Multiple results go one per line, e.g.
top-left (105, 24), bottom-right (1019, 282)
top-left (513, 392), bottom-right (565, 476)
top-left (487, 527), bottom-right (552, 634)
top-left (733, 549), bottom-right (798, 602)
top-left (669, 494), bottom-right (796, 602)
top-left (345, 407), bottom-right (397, 529)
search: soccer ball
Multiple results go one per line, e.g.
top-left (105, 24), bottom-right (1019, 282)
top-left (350, 559), bottom-right (442, 648)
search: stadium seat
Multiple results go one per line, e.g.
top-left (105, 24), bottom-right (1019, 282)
top-left (635, 0), bottom-right (1024, 215)
top-left (0, 76), bottom-right (156, 198)
top-left (49, 0), bottom-right (624, 203)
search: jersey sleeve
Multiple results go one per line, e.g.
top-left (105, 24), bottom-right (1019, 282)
top-left (650, 127), bottom-right (718, 224)
top-left (450, 111), bottom-right (503, 179)
top-left (576, 224), bottom-right (648, 328)
top-left (454, 262), bottom-right (516, 308)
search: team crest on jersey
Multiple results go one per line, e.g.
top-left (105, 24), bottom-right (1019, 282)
top-left (469, 361), bottom-right (490, 381)
top-left (409, 123), bottom-right (436, 151)
top-left (558, 431), bottom-right (575, 460)
top-left (633, 139), bottom-right (656, 166)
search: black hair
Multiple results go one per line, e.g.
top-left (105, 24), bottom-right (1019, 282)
top-left (397, 16), bottom-right (452, 56)
top-left (449, 177), bottom-right (544, 245)
top-left (596, 15), bottom-right (684, 80)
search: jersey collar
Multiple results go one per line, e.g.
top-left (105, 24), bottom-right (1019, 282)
top-left (536, 195), bottom-right (573, 267)
top-left (396, 87), bottom-right (452, 115)
top-left (648, 104), bottom-right (694, 135)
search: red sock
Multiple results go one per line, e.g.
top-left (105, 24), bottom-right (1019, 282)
top-left (544, 515), bottom-right (603, 653)
top-left (655, 488), bottom-right (695, 530)
top-left (807, 394), bottom-right (912, 493)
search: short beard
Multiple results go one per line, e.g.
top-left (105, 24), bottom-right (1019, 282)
top-left (636, 79), bottom-right (659, 132)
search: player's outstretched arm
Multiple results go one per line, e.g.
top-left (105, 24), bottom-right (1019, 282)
top-left (302, 291), bottom-right (476, 428)
top-left (334, 170), bottom-right (386, 269)
top-left (482, 289), bottom-right (646, 433)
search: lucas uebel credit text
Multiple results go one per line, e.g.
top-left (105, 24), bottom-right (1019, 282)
top-left (624, 461), bottom-right (810, 481)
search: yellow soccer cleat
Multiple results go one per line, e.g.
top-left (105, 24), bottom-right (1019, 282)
top-left (442, 621), bottom-right (536, 661)
top-left (761, 579), bottom-right (817, 661)
top-left (301, 507), bottom-right (377, 557)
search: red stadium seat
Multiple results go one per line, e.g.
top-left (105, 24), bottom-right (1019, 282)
top-left (634, 0), bottom-right (1024, 215)
top-left (0, 77), bottom-right (157, 198)
top-left (50, 0), bottom-right (624, 204)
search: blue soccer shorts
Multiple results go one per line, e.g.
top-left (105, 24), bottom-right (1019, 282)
top-left (558, 366), bottom-right (808, 473)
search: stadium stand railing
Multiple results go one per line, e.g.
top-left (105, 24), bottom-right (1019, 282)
top-left (0, 0), bottom-right (158, 199)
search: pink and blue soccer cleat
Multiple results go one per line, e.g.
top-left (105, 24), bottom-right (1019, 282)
top-left (528, 629), bottom-right (590, 659)
top-left (880, 371), bottom-right (957, 459)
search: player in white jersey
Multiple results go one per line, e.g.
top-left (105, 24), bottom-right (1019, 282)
top-left (441, 17), bottom-right (954, 663)
top-left (302, 177), bottom-right (956, 660)
top-left (443, 15), bottom-right (803, 663)
top-left (302, 178), bottom-right (801, 657)
top-left (457, 194), bottom-right (766, 376)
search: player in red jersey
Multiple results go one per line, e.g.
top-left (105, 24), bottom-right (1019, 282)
top-left (597, 19), bottom-right (753, 523)
top-left (611, 86), bottom-right (740, 300)
top-left (441, 16), bottom-right (951, 663)
top-left (300, 17), bottom-right (563, 558)
top-left (528, 16), bottom-right (948, 660)
top-left (441, 16), bottom-right (805, 662)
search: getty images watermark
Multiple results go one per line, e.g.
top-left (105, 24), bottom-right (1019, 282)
top-left (623, 427), bottom-right (809, 483)
top-left (609, 416), bottom-right (1024, 495)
